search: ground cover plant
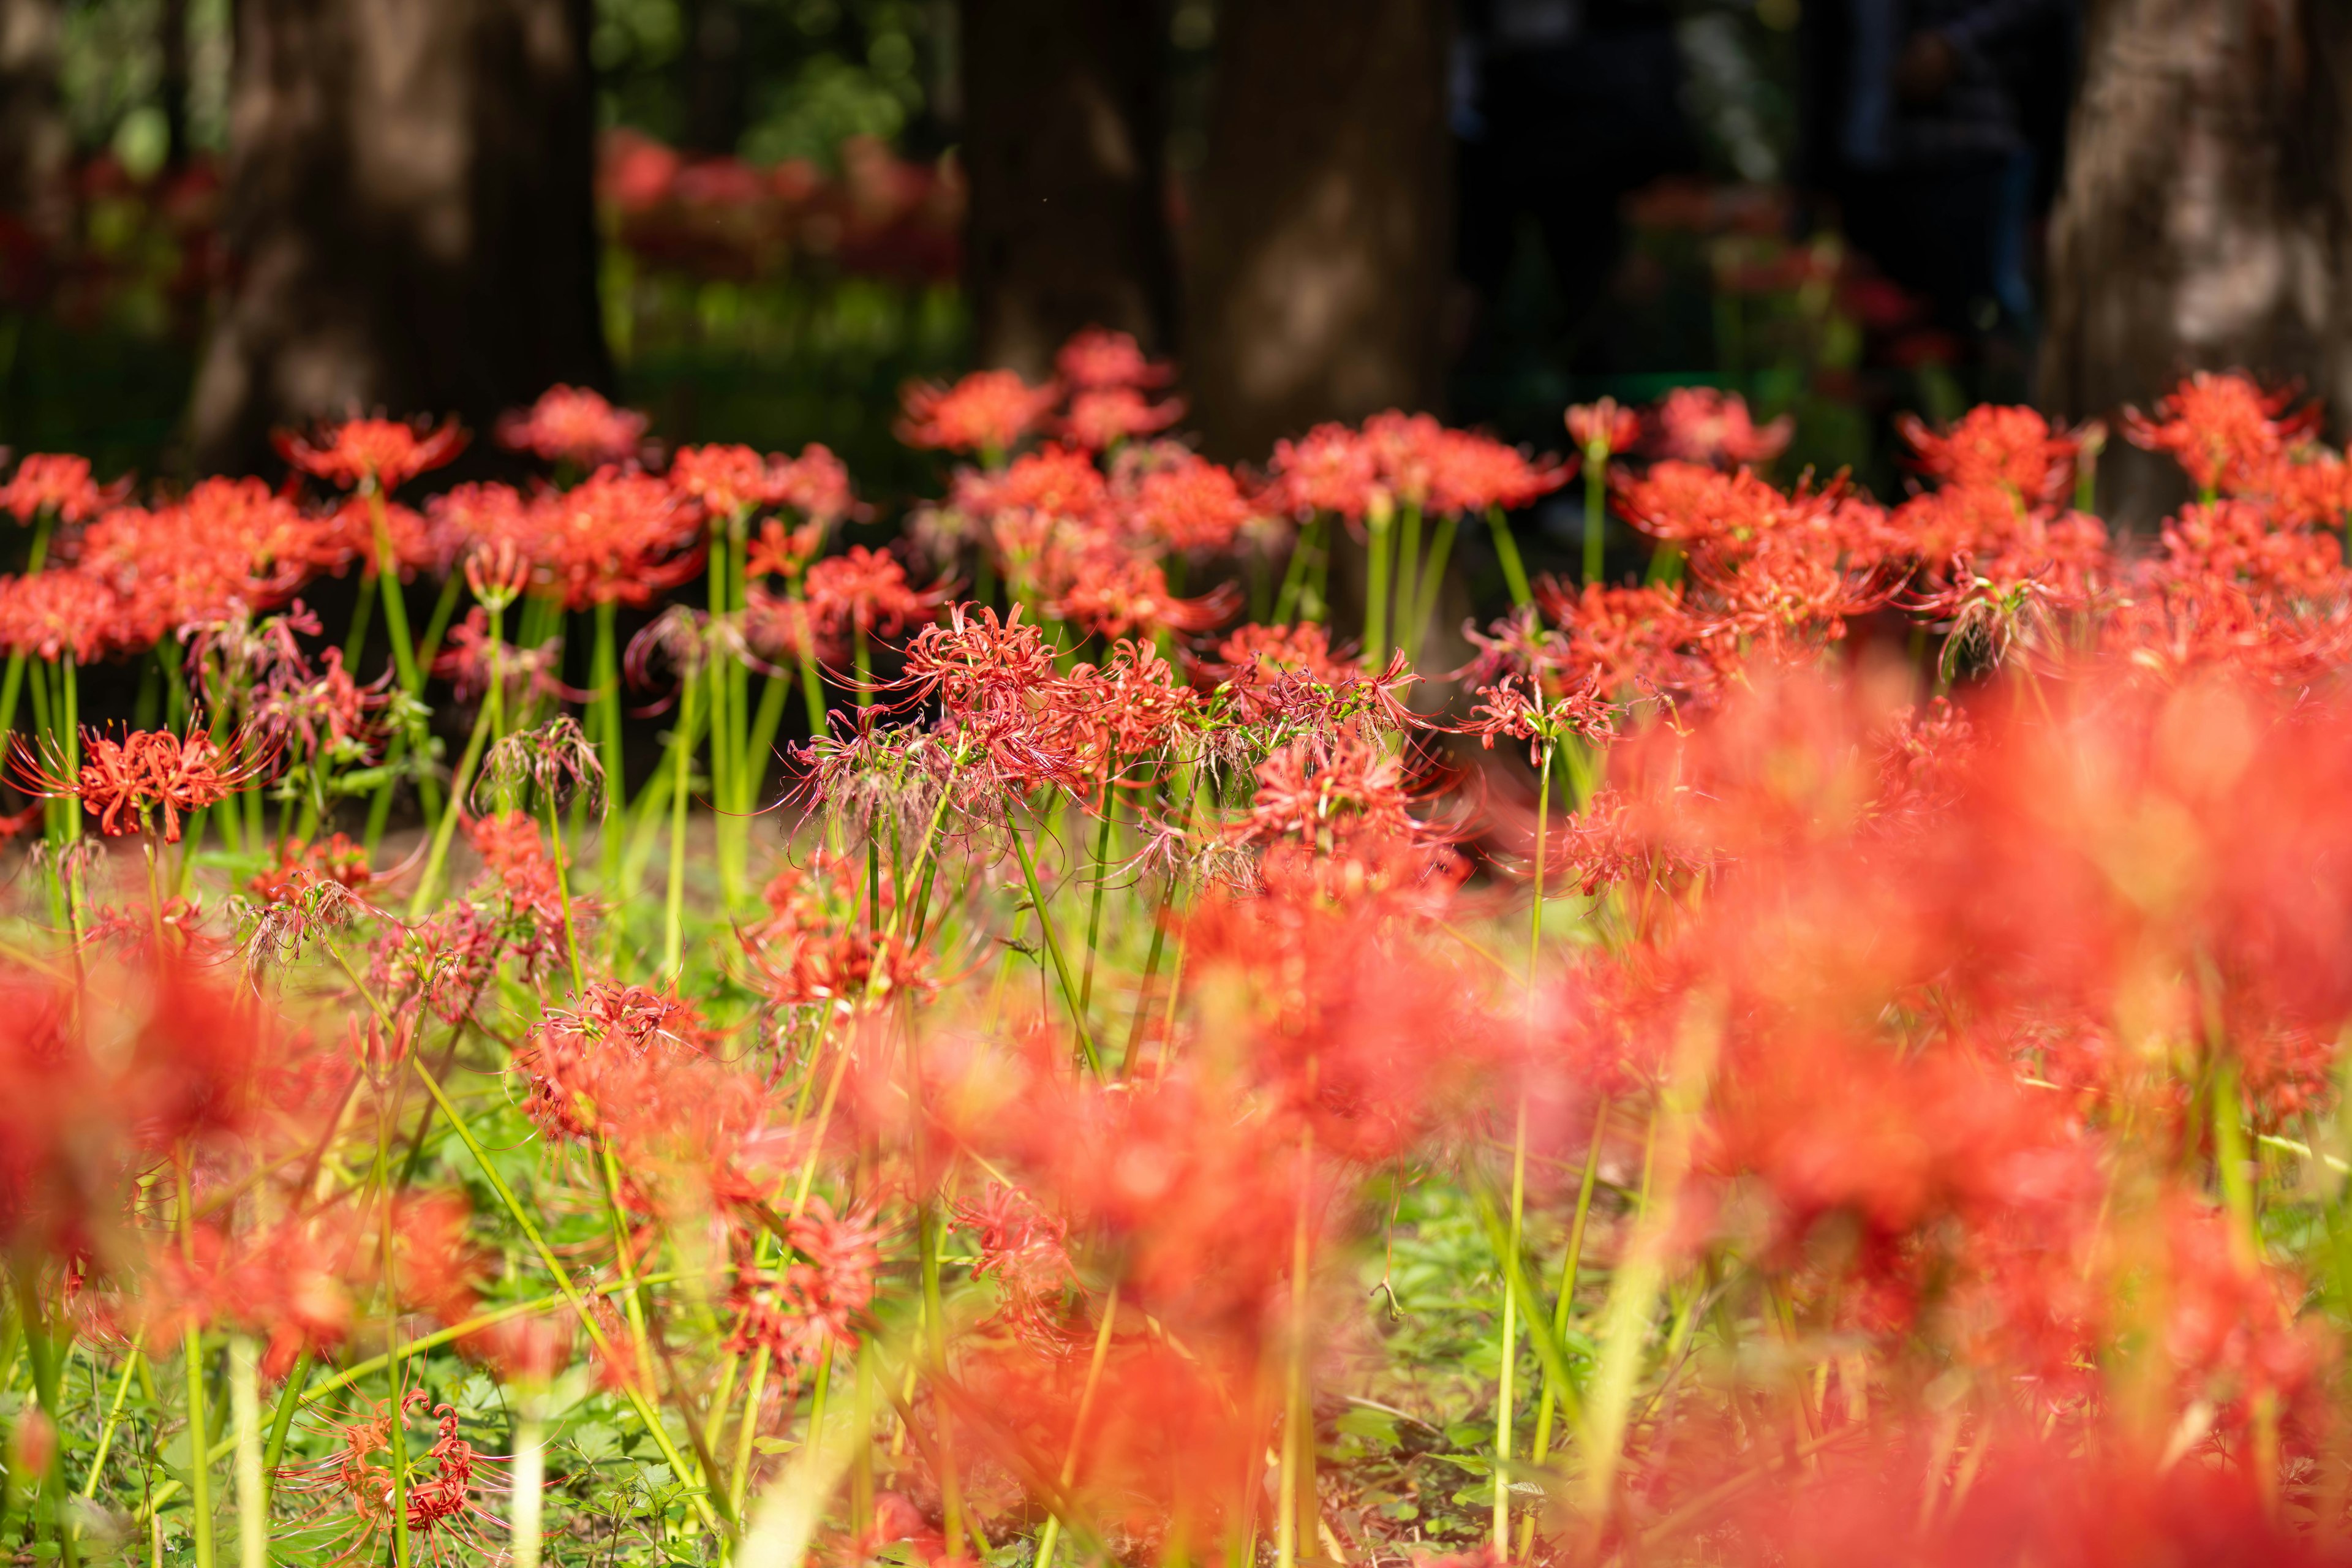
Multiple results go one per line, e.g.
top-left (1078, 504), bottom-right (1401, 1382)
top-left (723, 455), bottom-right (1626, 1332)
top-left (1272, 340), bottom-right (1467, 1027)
top-left (1, 345), bottom-right (2351, 1566)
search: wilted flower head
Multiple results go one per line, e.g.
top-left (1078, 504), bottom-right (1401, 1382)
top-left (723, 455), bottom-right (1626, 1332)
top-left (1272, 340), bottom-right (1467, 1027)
top-left (477, 716), bottom-right (605, 815)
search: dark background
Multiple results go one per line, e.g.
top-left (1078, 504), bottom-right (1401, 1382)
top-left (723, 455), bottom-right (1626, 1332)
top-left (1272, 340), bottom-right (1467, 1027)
top-left (2, 0), bottom-right (2348, 532)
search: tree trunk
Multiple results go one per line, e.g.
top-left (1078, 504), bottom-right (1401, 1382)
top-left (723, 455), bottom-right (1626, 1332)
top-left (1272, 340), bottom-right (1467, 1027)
top-left (961, 0), bottom-right (1175, 378)
top-left (0, 0), bottom-right (70, 257)
top-left (1182, 0), bottom-right (1452, 462)
top-left (189, 0), bottom-right (610, 475)
top-left (2040, 0), bottom-right (2352, 523)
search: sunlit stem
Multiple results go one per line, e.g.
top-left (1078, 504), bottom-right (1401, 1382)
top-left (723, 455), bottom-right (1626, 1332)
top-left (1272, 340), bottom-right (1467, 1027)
top-left (1522, 1098), bottom-right (1608, 1557)
top-left (1581, 445), bottom-right (1608, 586)
top-left (1495, 1097), bottom-right (1528, 1555)
top-left (410, 614), bottom-right (503, 920)
top-left (1276, 1128), bottom-right (1315, 1568)
top-left (1033, 1280), bottom-right (1120, 1568)
top-left (259, 1344), bottom-right (310, 1506)
top-left (77, 1334), bottom-right (143, 1509)
top-left (183, 1325), bottom-right (215, 1568)
top-left (229, 1336), bottom-right (266, 1568)
top-left (1363, 496), bottom-right (1394, 666)
top-left (392, 1046), bottom-right (728, 1534)
top-left (542, 785), bottom-right (587, 996)
top-left (1273, 514), bottom-right (1324, 625)
top-left (726, 1344), bottom-right (777, 1523)
top-left (852, 624), bottom-right (873, 709)
top-left (1487, 505), bottom-right (1533, 609)
top-left (1405, 511), bottom-right (1458, 667)
top-left (1077, 790), bottom-right (1118, 1014)
top-left (1393, 501), bottom-right (1422, 660)
top-left (12, 1264), bottom-right (74, 1568)
top-left (663, 670), bottom-right (701, 976)
top-left (510, 1393), bottom-right (545, 1568)
top-left (919, 1205), bottom-right (967, 1552)
top-left (1008, 806), bottom-right (1101, 1074)
top-left (593, 601), bottom-right (627, 888)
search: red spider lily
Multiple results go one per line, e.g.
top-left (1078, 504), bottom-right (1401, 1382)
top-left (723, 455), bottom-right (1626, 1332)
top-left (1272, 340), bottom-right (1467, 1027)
top-left (513, 980), bottom-right (717, 1144)
top-left (1235, 731), bottom-right (1420, 852)
top-left (1566, 395), bottom-right (1643, 458)
top-left (494, 383), bottom-right (648, 469)
top-left (432, 609), bottom-right (564, 705)
top-left (805, 545), bottom-right (946, 643)
top-left (952, 1183), bottom-right (1078, 1350)
top-left (1045, 556), bottom-right (1239, 641)
top-left (1648, 386), bottom-right (1793, 470)
top-left (747, 854), bottom-right (934, 1011)
top-left (1267, 421), bottom-right (1378, 519)
top-left (669, 441), bottom-right (858, 522)
top-left (1054, 326), bottom-right (1174, 390)
top-left (426, 481), bottom-right (533, 579)
top-left (896, 602), bottom-right (1059, 715)
top-left (724, 1200), bottom-right (886, 1376)
top-left (279, 1390), bottom-right (511, 1566)
top-left (274, 415), bottom-right (468, 493)
top-left (898, 369), bottom-right (1060, 456)
top-left (1060, 386), bottom-right (1186, 450)
top-left (1360, 409), bottom-right (1450, 508)
top-left (741, 586), bottom-right (823, 666)
top-left (249, 834), bottom-right (378, 905)
top-left (0, 569), bottom-right (131, 662)
top-left (1450, 672), bottom-right (1617, 762)
top-left (971, 442), bottom-right (1109, 521)
top-left (1115, 448), bottom-right (1257, 552)
top-left (2158, 498), bottom-right (2345, 599)
top-left (250, 646), bottom-right (394, 761)
top-left (1035, 639), bottom-right (1200, 778)
top-left (12, 723), bottom-right (279, 841)
top-left (0, 452), bottom-right (125, 524)
top-left (1897, 404), bottom-right (2081, 504)
top-left (744, 517), bottom-right (828, 583)
top-left (1425, 429), bottom-right (1570, 514)
top-left (75, 477), bottom-right (321, 638)
top-left (2123, 370), bottom-right (2317, 497)
top-left (533, 466), bottom-right (704, 609)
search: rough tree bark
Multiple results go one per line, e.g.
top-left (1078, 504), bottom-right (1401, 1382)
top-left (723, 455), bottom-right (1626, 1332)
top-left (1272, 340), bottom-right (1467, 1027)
top-left (961, 0), bottom-right (1175, 378)
top-left (1182, 0), bottom-right (1452, 461)
top-left (189, 0), bottom-right (610, 474)
top-left (2041, 0), bottom-right (2352, 522)
top-left (0, 0), bottom-right (69, 257)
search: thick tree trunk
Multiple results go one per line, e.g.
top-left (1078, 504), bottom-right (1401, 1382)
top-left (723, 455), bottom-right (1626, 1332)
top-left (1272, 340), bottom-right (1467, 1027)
top-left (1182, 0), bottom-right (1452, 462)
top-left (190, 0), bottom-right (610, 474)
top-left (961, 0), bottom-right (1174, 378)
top-left (0, 0), bottom-right (70, 255)
top-left (2040, 0), bottom-right (2352, 522)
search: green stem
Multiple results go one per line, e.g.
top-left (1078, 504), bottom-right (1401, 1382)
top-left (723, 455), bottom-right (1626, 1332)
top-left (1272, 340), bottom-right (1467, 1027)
top-left (1582, 452), bottom-right (1608, 587)
top-left (409, 624), bottom-right (503, 920)
top-left (1272, 514), bottom-right (1323, 626)
top-left (1363, 502), bottom-right (1393, 666)
top-left (1495, 1098), bottom-right (1528, 1555)
top-left (593, 601), bottom-right (626, 889)
top-left (543, 785), bottom-right (587, 995)
top-left (1393, 502), bottom-right (1422, 663)
top-left (1007, 811), bottom-right (1100, 1074)
top-left (1077, 793), bottom-right (1117, 1014)
top-left (1031, 1280), bottom-right (1119, 1568)
top-left (1405, 513), bottom-right (1457, 668)
top-left (184, 1327), bottom-right (215, 1568)
top-left (663, 671), bottom-right (701, 976)
top-left (229, 1337), bottom-right (266, 1568)
top-left (1488, 505), bottom-right (1532, 609)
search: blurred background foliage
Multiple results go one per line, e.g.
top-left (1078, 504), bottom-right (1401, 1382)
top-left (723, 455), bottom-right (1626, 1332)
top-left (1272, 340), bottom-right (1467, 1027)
top-left (3, 0), bottom-right (1981, 507)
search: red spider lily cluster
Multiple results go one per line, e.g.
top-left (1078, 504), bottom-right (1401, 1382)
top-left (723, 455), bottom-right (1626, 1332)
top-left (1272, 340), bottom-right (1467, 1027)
top-left (8, 358), bottom-right (2352, 1568)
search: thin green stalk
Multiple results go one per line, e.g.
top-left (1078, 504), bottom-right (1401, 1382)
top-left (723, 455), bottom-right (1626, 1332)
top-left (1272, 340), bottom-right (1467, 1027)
top-left (1272, 514), bottom-right (1324, 625)
top-left (1523, 1099), bottom-right (1609, 1543)
top-left (1363, 500), bottom-right (1394, 666)
top-left (229, 1336), bottom-right (266, 1568)
top-left (1581, 451), bottom-right (1608, 586)
top-left (1393, 502), bottom-right (1422, 661)
top-left (184, 1326), bottom-right (215, 1568)
top-left (1033, 1281), bottom-right (1120, 1568)
top-left (1276, 1129), bottom-right (1314, 1568)
top-left (78, 1335), bottom-right (144, 1504)
top-left (1076, 793), bottom-right (1117, 1014)
top-left (852, 625), bottom-right (873, 709)
top-left (510, 1390), bottom-right (545, 1568)
top-left (409, 630), bottom-right (503, 919)
top-left (663, 671), bottom-right (701, 975)
top-left (1404, 512), bottom-right (1457, 667)
top-left (1007, 811), bottom-right (1101, 1074)
top-left (593, 601), bottom-right (626, 889)
top-left (260, 1345), bottom-right (311, 1499)
top-left (743, 670), bottom-right (790, 813)
top-left (726, 1346), bottom-right (777, 1522)
top-left (919, 1205), bottom-right (967, 1553)
top-left (396, 1046), bottom-right (728, 1534)
top-left (1487, 505), bottom-right (1532, 609)
top-left (1494, 1098), bottom-right (1529, 1555)
top-left (542, 786), bottom-right (587, 995)
top-left (414, 572), bottom-right (464, 682)
top-left (341, 570), bottom-right (377, 669)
